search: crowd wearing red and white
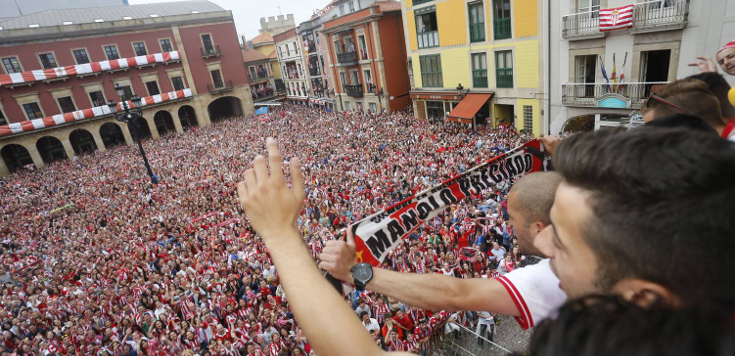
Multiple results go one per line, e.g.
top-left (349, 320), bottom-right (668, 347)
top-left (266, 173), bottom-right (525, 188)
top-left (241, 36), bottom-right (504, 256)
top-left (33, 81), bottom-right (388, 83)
top-left (0, 104), bottom-right (530, 355)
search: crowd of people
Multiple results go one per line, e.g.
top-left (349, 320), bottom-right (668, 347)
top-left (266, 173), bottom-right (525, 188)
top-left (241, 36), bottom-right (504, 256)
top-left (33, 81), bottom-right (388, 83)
top-left (0, 105), bottom-right (534, 356)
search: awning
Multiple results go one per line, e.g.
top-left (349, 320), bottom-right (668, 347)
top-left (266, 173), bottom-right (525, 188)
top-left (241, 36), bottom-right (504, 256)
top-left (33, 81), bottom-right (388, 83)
top-left (447, 93), bottom-right (492, 123)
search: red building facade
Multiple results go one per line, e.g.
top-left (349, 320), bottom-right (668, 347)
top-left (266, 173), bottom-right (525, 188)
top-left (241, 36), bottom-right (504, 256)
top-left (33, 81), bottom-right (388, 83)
top-left (323, 1), bottom-right (410, 113)
top-left (0, 1), bottom-right (252, 175)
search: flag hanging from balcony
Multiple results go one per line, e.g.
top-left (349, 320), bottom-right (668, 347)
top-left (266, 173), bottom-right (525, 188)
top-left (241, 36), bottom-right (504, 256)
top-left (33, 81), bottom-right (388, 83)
top-left (600, 4), bottom-right (634, 31)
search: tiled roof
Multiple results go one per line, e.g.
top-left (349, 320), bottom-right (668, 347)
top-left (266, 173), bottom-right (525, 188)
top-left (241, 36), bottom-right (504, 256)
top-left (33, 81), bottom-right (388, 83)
top-left (0, 1), bottom-right (225, 30)
top-left (376, 1), bottom-right (401, 12)
top-left (251, 33), bottom-right (274, 45)
top-left (241, 48), bottom-right (269, 63)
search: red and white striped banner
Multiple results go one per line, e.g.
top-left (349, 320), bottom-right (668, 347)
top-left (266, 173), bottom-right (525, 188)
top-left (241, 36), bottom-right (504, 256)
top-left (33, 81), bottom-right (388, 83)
top-left (0, 51), bottom-right (180, 88)
top-left (599, 4), bottom-right (634, 31)
top-left (0, 88), bottom-right (192, 136)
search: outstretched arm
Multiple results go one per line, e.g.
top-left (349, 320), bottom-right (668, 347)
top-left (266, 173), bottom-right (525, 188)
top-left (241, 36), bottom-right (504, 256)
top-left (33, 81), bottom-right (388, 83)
top-left (237, 138), bottom-right (412, 356)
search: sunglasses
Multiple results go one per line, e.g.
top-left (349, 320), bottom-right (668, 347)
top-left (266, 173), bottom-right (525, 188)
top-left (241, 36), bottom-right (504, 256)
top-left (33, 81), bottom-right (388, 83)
top-left (644, 94), bottom-right (688, 115)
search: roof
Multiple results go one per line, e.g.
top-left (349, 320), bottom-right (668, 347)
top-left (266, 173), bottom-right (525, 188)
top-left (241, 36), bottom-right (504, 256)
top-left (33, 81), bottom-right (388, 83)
top-left (241, 48), bottom-right (269, 63)
top-left (0, 1), bottom-right (226, 30)
top-left (273, 28), bottom-right (297, 43)
top-left (251, 33), bottom-right (274, 45)
top-left (267, 50), bottom-right (277, 59)
top-left (376, 1), bottom-right (401, 12)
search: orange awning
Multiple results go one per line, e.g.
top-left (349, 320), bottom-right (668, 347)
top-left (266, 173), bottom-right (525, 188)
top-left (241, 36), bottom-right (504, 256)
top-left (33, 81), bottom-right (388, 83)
top-left (447, 93), bottom-right (492, 122)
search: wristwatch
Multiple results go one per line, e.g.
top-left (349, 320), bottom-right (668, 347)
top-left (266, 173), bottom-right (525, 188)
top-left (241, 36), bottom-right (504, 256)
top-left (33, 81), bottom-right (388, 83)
top-left (350, 262), bottom-right (374, 290)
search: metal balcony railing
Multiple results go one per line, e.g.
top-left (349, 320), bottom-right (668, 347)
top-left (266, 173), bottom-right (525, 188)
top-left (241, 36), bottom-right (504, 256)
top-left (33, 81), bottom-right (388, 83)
top-left (417, 30), bottom-right (439, 48)
top-left (472, 70), bottom-right (488, 88)
top-left (561, 82), bottom-right (670, 107)
top-left (470, 22), bottom-right (485, 42)
top-left (562, 11), bottom-right (601, 39)
top-left (337, 51), bottom-right (358, 64)
top-left (344, 84), bottom-right (364, 97)
top-left (201, 45), bottom-right (221, 58)
top-left (493, 18), bottom-right (511, 39)
top-left (207, 80), bottom-right (233, 93)
top-left (631, 0), bottom-right (689, 32)
top-left (496, 68), bottom-right (513, 88)
top-left (249, 71), bottom-right (270, 81)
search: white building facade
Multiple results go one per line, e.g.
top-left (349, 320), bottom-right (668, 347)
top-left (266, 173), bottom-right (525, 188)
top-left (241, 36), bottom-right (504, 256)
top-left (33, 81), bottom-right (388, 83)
top-left (274, 28), bottom-right (309, 101)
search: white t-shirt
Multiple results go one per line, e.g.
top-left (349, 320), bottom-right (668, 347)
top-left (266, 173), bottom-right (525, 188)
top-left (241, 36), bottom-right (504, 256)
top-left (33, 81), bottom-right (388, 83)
top-left (362, 318), bottom-right (380, 333)
top-left (495, 259), bottom-right (566, 329)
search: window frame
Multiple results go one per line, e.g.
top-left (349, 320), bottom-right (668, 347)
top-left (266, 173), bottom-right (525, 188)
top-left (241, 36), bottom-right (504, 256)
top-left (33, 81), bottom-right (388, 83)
top-left (492, 0), bottom-right (513, 40)
top-left (495, 50), bottom-right (514, 88)
top-left (419, 54), bottom-right (443, 88)
top-left (38, 52), bottom-right (58, 69)
top-left (71, 48), bottom-right (91, 65)
top-left (210, 69), bottom-right (224, 88)
top-left (171, 76), bottom-right (185, 91)
top-left (145, 80), bottom-right (161, 96)
top-left (200, 33), bottom-right (215, 54)
top-left (471, 52), bottom-right (488, 88)
top-left (468, 2), bottom-right (485, 43)
top-left (57, 96), bottom-right (77, 114)
top-left (22, 102), bottom-right (44, 120)
top-left (0, 102), bottom-right (7, 125)
top-left (523, 105), bottom-right (533, 133)
top-left (102, 44), bottom-right (120, 60)
top-left (1, 56), bottom-right (23, 74)
top-left (158, 38), bottom-right (174, 53)
top-left (132, 41), bottom-right (148, 56)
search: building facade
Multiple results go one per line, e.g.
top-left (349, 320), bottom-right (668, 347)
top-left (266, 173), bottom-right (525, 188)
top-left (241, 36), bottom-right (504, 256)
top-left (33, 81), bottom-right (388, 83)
top-left (323, 0), bottom-right (411, 113)
top-left (0, 0), bottom-right (127, 19)
top-left (549, 0), bottom-right (735, 134)
top-left (243, 47), bottom-right (277, 103)
top-left (275, 29), bottom-right (310, 101)
top-left (297, 14), bottom-right (337, 108)
top-left (0, 1), bottom-right (253, 176)
top-left (400, 0), bottom-right (545, 135)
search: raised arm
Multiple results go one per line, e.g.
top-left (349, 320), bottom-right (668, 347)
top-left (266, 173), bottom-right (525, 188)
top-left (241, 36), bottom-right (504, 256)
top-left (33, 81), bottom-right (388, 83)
top-left (237, 138), bottom-right (412, 356)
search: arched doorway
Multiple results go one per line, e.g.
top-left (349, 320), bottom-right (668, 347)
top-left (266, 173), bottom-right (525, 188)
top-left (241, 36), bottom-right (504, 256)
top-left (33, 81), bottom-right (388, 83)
top-left (207, 96), bottom-right (243, 122)
top-left (561, 115), bottom-right (595, 135)
top-left (37, 136), bottom-right (68, 164)
top-left (1, 144), bottom-right (33, 172)
top-left (154, 111), bottom-right (175, 135)
top-left (133, 117), bottom-right (152, 140)
top-left (100, 122), bottom-right (126, 148)
top-left (178, 105), bottom-right (198, 128)
top-left (69, 129), bottom-right (98, 155)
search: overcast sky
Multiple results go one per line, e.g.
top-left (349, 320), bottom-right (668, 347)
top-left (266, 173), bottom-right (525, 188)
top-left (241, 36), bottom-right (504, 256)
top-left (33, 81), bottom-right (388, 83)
top-left (128, 0), bottom-right (322, 42)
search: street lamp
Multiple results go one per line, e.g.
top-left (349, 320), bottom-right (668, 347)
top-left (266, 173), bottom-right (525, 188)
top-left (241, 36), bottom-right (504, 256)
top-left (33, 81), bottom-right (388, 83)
top-left (376, 87), bottom-right (384, 112)
top-left (456, 83), bottom-right (469, 99)
top-left (108, 85), bottom-right (158, 184)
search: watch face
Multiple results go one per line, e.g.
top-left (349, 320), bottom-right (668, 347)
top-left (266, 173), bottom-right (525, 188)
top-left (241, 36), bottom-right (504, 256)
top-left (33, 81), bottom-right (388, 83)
top-left (353, 264), bottom-right (373, 282)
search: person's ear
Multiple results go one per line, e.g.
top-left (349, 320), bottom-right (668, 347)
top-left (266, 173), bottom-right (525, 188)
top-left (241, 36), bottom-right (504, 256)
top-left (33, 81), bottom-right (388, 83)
top-left (530, 221), bottom-right (545, 236)
top-left (612, 278), bottom-right (681, 307)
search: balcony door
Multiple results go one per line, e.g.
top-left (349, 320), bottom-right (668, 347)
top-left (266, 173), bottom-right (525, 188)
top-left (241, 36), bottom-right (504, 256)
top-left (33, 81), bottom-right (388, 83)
top-left (575, 54), bottom-right (597, 98)
top-left (640, 49), bottom-right (671, 98)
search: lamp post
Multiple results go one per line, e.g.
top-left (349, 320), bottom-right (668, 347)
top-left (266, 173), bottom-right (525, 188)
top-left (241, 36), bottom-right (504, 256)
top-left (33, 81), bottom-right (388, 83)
top-left (376, 87), bottom-right (384, 113)
top-left (456, 83), bottom-right (474, 129)
top-left (108, 85), bottom-right (158, 184)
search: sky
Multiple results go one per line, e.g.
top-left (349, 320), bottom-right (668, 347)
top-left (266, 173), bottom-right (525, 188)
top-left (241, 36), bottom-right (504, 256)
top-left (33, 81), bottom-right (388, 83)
top-left (128, 0), bottom-right (324, 42)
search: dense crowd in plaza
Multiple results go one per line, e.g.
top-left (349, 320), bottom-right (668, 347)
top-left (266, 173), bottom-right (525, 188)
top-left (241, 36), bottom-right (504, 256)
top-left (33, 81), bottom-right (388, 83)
top-left (0, 104), bottom-right (534, 356)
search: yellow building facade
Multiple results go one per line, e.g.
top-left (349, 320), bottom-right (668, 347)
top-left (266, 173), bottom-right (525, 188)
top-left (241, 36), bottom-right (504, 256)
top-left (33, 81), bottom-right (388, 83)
top-left (402, 0), bottom-right (545, 136)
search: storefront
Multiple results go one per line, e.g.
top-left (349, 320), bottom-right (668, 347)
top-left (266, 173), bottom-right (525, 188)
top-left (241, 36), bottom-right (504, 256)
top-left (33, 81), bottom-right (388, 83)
top-left (409, 91), bottom-right (464, 122)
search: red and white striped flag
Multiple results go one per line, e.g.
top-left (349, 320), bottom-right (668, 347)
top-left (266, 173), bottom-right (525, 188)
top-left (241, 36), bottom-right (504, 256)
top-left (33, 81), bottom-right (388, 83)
top-left (600, 4), bottom-right (634, 31)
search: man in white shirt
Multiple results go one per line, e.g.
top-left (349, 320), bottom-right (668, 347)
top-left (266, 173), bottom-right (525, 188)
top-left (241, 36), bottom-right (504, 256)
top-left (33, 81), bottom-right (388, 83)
top-left (360, 312), bottom-right (380, 333)
top-left (322, 172), bottom-right (565, 330)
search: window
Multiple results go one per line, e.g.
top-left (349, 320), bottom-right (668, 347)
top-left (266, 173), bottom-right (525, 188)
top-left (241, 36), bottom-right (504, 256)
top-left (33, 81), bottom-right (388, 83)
top-left (2, 57), bottom-right (22, 74)
top-left (104, 45), bottom-right (119, 60)
top-left (73, 49), bottom-right (90, 64)
top-left (415, 7), bottom-right (439, 49)
top-left (145, 81), bottom-right (160, 96)
top-left (578, 0), bottom-right (601, 14)
top-left (419, 55), bottom-right (443, 88)
top-left (63, 21), bottom-right (73, 25)
top-left (348, 1), bottom-right (354, 12)
top-left (495, 50), bottom-right (513, 88)
top-left (358, 35), bottom-right (368, 60)
top-left (171, 76), bottom-right (185, 91)
top-left (115, 85), bottom-right (133, 99)
top-left (38, 53), bottom-right (57, 69)
top-left (413, 0), bottom-right (433, 5)
top-left (340, 72), bottom-right (347, 85)
top-left (202, 34), bottom-right (214, 54)
top-left (523, 105), bottom-right (533, 132)
top-left (364, 69), bottom-right (373, 91)
top-left (0, 108), bottom-right (6, 125)
top-left (472, 53), bottom-right (488, 88)
top-left (57, 96), bottom-right (76, 113)
top-left (493, 0), bottom-right (512, 40)
top-left (89, 91), bottom-right (106, 107)
top-left (160, 39), bottom-right (173, 53)
top-left (22, 103), bottom-right (43, 119)
top-left (369, 103), bottom-right (377, 112)
top-left (469, 2), bottom-right (485, 42)
top-left (133, 42), bottom-right (147, 56)
top-left (211, 69), bottom-right (224, 88)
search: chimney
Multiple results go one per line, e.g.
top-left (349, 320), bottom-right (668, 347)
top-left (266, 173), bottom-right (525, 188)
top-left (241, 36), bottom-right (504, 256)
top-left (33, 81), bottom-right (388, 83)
top-left (241, 35), bottom-right (247, 49)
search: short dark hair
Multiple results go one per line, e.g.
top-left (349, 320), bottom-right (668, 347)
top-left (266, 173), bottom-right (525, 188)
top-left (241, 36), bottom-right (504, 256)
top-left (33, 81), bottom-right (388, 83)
top-left (518, 295), bottom-right (735, 356)
top-left (641, 78), bottom-right (724, 129)
top-left (554, 128), bottom-right (735, 308)
top-left (687, 72), bottom-right (735, 118)
top-left (359, 311), bottom-right (368, 319)
top-left (643, 113), bottom-right (718, 135)
top-left (509, 172), bottom-right (562, 226)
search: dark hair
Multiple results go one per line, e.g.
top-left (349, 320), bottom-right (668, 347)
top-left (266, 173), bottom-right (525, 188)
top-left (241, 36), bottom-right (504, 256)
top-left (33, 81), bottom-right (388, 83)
top-left (554, 128), bottom-right (735, 308)
top-left (643, 113), bottom-right (719, 134)
top-left (687, 72), bottom-right (735, 118)
top-left (516, 295), bottom-right (735, 356)
top-left (641, 78), bottom-right (724, 129)
top-left (359, 311), bottom-right (368, 319)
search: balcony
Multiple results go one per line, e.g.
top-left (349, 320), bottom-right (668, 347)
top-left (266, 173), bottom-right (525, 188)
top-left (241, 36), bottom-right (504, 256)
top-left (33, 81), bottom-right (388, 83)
top-left (630, 0), bottom-right (689, 34)
top-left (344, 84), bottom-right (364, 98)
top-left (306, 42), bottom-right (316, 53)
top-left (562, 11), bottom-right (604, 39)
top-left (207, 80), bottom-right (233, 93)
top-left (493, 18), bottom-right (511, 40)
top-left (249, 71), bottom-right (270, 82)
top-left (337, 51), bottom-right (359, 65)
top-left (561, 82), bottom-right (669, 108)
top-left (562, 0), bottom-right (688, 40)
top-left (496, 68), bottom-right (513, 88)
top-left (309, 67), bottom-right (321, 77)
top-left (470, 22), bottom-right (485, 43)
top-left (201, 45), bottom-right (221, 58)
top-left (417, 31), bottom-right (439, 49)
top-left (472, 70), bottom-right (488, 88)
